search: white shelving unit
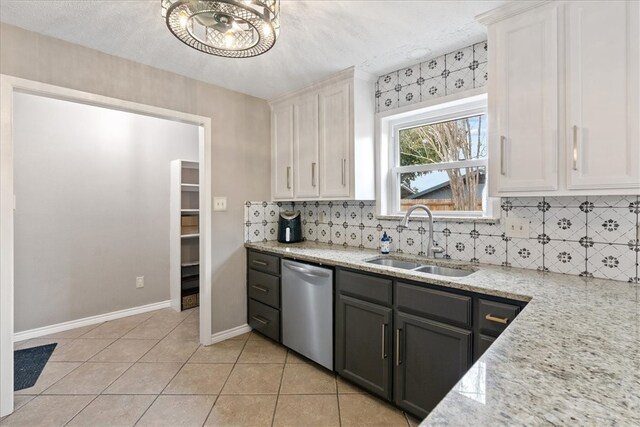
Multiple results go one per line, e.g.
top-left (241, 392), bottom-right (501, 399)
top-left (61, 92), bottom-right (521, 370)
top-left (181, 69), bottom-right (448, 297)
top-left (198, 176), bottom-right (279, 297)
top-left (170, 159), bottom-right (200, 312)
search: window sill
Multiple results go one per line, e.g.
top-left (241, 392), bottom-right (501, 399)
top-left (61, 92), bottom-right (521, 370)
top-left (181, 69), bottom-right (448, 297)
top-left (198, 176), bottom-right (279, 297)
top-left (376, 214), bottom-right (501, 224)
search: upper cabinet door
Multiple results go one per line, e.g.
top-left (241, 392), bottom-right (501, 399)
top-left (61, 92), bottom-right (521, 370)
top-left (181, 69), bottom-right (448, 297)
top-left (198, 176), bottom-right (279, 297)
top-left (293, 94), bottom-right (320, 198)
top-left (319, 82), bottom-right (351, 198)
top-left (271, 102), bottom-right (294, 200)
top-left (490, 4), bottom-right (559, 194)
top-left (566, 1), bottom-right (640, 190)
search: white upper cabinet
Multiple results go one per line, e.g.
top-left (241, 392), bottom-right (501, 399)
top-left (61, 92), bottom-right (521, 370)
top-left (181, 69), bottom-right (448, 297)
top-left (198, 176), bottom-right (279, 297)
top-left (565, 1), bottom-right (640, 190)
top-left (319, 81), bottom-right (351, 198)
top-left (269, 68), bottom-right (375, 201)
top-left (489, 4), bottom-right (559, 193)
top-left (480, 1), bottom-right (640, 196)
top-left (271, 102), bottom-right (294, 200)
top-left (293, 93), bottom-right (319, 198)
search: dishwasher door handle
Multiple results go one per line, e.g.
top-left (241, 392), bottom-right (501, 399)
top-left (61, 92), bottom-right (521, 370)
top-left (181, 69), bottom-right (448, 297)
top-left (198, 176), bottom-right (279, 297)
top-left (282, 261), bottom-right (331, 278)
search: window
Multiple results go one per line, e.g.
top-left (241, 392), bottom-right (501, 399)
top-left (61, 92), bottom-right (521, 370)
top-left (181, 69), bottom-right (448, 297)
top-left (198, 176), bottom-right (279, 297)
top-left (380, 94), bottom-right (492, 217)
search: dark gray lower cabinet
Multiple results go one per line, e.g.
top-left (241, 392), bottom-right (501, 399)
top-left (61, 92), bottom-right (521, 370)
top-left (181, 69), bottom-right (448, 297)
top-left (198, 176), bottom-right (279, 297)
top-left (394, 311), bottom-right (472, 419)
top-left (336, 294), bottom-right (393, 400)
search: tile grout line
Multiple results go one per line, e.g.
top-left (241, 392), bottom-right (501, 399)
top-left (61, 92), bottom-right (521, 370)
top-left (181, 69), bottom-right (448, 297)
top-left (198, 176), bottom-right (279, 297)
top-left (269, 346), bottom-right (288, 427)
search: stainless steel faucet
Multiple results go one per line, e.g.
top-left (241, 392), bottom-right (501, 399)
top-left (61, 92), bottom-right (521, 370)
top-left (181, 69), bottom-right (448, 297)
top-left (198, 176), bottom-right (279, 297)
top-left (398, 204), bottom-right (444, 258)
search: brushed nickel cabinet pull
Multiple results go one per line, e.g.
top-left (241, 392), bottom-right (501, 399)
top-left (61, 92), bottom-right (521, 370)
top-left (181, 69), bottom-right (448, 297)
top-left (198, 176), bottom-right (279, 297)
top-left (500, 136), bottom-right (507, 175)
top-left (251, 315), bottom-right (270, 325)
top-left (572, 125), bottom-right (578, 171)
top-left (381, 323), bottom-right (387, 359)
top-left (251, 284), bottom-right (269, 293)
top-left (252, 260), bottom-right (268, 267)
top-left (485, 314), bottom-right (509, 324)
top-left (312, 162), bottom-right (317, 187)
top-left (395, 328), bottom-right (402, 366)
top-left (286, 166), bottom-right (291, 189)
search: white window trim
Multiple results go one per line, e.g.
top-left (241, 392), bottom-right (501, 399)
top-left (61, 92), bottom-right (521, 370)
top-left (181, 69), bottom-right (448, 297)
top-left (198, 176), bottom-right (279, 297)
top-left (376, 91), bottom-right (499, 220)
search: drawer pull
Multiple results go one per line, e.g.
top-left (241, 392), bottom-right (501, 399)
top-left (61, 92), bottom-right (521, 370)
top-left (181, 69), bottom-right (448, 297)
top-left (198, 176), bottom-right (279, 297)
top-left (381, 323), bottom-right (387, 360)
top-left (252, 260), bottom-right (268, 267)
top-left (485, 314), bottom-right (509, 324)
top-left (251, 315), bottom-right (270, 325)
top-left (251, 284), bottom-right (269, 293)
top-left (395, 328), bottom-right (402, 366)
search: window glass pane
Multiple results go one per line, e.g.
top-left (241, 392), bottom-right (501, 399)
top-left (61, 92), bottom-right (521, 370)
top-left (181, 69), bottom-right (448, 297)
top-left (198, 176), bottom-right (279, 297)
top-left (400, 166), bottom-right (485, 212)
top-left (399, 114), bottom-right (487, 166)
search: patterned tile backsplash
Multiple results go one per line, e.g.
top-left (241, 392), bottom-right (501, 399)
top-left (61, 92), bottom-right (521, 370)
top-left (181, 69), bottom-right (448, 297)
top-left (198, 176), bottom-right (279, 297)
top-left (244, 196), bottom-right (640, 284)
top-left (376, 41), bottom-right (488, 113)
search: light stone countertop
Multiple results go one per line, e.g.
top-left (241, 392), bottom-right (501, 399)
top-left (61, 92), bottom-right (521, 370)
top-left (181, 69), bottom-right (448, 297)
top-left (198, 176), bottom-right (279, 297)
top-left (245, 240), bottom-right (640, 426)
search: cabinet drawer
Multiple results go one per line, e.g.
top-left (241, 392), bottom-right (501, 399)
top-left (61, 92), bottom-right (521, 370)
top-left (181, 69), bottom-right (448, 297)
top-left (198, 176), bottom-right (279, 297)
top-left (478, 299), bottom-right (520, 337)
top-left (476, 334), bottom-right (496, 359)
top-left (396, 282), bottom-right (471, 328)
top-left (248, 299), bottom-right (280, 342)
top-left (337, 269), bottom-right (392, 306)
top-left (248, 251), bottom-right (280, 275)
top-left (248, 269), bottom-right (280, 309)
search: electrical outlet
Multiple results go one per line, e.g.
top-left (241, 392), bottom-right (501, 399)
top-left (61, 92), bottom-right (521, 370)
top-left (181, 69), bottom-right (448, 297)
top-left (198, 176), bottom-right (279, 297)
top-left (637, 223), bottom-right (640, 241)
top-left (504, 216), bottom-right (530, 239)
top-left (213, 196), bottom-right (227, 211)
top-left (136, 276), bottom-right (144, 289)
top-left (319, 211), bottom-right (326, 222)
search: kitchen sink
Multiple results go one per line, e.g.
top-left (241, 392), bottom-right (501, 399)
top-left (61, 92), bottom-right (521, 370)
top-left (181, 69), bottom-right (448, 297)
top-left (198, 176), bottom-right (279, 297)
top-left (412, 265), bottom-right (474, 277)
top-left (366, 258), bottom-right (422, 270)
top-left (366, 257), bottom-right (474, 277)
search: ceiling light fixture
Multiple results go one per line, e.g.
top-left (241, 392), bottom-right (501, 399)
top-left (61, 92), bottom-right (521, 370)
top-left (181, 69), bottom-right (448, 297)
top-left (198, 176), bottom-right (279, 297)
top-left (161, 0), bottom-right (280, 58)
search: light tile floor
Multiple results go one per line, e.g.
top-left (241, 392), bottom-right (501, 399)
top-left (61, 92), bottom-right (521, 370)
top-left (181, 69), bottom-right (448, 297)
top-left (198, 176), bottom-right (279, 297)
top-left (3, 308), bottom-right (421, 427)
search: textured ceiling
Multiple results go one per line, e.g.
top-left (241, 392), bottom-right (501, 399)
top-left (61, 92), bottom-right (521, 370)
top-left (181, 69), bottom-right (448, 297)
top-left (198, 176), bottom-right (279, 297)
top-left (0, 0), bottom-right (506, 100)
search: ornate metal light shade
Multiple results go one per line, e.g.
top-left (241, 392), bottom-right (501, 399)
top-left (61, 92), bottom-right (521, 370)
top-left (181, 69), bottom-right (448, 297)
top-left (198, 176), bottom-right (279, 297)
top-left (161, 0), bottom-right (280, 58)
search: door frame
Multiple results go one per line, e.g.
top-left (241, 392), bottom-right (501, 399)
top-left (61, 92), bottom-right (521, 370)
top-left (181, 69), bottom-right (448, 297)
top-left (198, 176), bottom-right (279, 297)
top-left (0, 75), bottom-right (213, 416)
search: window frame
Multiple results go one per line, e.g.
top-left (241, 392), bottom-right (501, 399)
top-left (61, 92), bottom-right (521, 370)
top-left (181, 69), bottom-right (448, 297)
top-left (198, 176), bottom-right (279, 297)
top-left (379, 93), bottom-right (493, 218)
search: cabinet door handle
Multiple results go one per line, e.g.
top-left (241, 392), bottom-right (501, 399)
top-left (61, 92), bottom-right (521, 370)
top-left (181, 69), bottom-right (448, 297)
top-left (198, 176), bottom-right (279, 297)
top-left (395, 328), bottom-right (402, 366)
top-left (381, 323), bottom-right (387, 359)
top-left (251, 284), bottom-right (269, 293)
top-left (251, 315), bottom-right (270, 325)
top-left (252, 260), bottom-right (268, 267)
top-left (500, 136), bottom-right (507, 175)
top-left (341, 158), bottom-right (346, 186)
top-left (286, 166), bottom-right (291, 189)
top-left (572, 125), bottom-right (578, 171)
top-left (312, 162), bottom-right (317, 187)
top-left (485, 314), bottom-right (509, 324)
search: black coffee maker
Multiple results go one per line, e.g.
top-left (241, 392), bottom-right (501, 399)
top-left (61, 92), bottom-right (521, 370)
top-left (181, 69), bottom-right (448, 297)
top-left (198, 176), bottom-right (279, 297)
top-left (277, 211), bottom-right (302, 243)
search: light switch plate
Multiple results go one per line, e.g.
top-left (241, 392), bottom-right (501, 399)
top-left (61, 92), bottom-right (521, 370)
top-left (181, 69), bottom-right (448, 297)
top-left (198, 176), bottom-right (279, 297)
top-left (504, 216), bottom-right (530, 239)
top-left (213, 197), bottom-right (227, 211)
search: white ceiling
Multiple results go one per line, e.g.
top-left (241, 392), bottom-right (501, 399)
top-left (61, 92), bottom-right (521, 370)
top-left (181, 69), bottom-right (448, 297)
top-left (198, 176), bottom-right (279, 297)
top-left (0, 0), bottom-right (506, 100)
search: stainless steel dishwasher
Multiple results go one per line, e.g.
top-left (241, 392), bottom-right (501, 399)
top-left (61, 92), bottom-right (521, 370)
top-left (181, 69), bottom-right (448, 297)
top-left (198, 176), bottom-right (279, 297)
top-left (281, 259), bottom-right (333, 370)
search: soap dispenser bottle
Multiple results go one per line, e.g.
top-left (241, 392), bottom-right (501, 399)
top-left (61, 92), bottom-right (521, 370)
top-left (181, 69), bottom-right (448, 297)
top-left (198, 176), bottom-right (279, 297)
top-left (381, 232), bottom-right (391, 254)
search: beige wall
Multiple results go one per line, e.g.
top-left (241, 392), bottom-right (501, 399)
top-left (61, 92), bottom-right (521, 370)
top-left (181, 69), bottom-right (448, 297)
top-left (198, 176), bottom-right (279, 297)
top-left (0, 23), bottom-right (271, 334)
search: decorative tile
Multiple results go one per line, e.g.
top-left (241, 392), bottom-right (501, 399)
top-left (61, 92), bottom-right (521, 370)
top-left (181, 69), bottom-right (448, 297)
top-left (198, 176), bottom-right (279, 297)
top-left (589, 208), bottom-right (638, 245)
top-left (446, 68), bottom-right (474, 95)
top-left (476, 235), bottom-right (507, 266)
top-left (378, 72), bottom-right (398, 92)
top-left (345, 203), bottom-right (361, 227)
top-left (507, 238), bottom-right (544, 270)
top-left (399, 84), bottom-right (419, 108)
top-left (475, 222), bottom-right (502, 237)
top-left (422, 77), bottom-right (445, 101)
top-left (588, 243), bottom-right (638, 283)
top-left (474, 61), bottom-right (488, 88)
top-left (421, 56), bottom-right (445, 79)
top-left (446, 46), bottom-right (474, 72)
top-left (399, 65), bottom-right (420, 87)
top-left (378, 91), bottom-right (398, 112)
top-left (446, 233), bottom-right (474, 263)
top-left (545, 240), bottom-right (586, 276)
top-left (362, 229), bottom-right (379, 250)
top-left (545, 206), bottom-right (587, 242)
top-left (473, 41), bottom-right (488, 64)
top-left (545, 196), bottom-right (588, 208)
top-left (589, 195), bottom-right (638, 209)
top-left (345, 226), bottom-right (362, 248)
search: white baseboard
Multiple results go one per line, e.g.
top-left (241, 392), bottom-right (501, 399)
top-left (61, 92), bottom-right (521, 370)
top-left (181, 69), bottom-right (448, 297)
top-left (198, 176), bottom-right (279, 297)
top-left (210, 324), bottom-right (252, 344)
top-left (13, 300), bottom-right (171, 342)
